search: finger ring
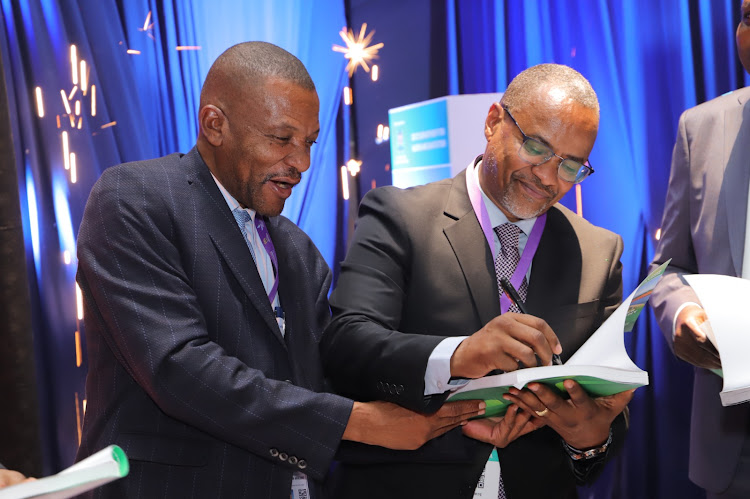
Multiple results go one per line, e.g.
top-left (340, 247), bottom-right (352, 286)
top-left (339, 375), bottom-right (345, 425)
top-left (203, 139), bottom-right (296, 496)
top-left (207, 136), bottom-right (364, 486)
top-left (534, 408), bottom-right (549, 417)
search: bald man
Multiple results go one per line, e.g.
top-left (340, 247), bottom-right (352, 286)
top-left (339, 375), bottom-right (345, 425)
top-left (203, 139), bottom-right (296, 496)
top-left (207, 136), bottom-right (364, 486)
top-left (75, 42), bottom-right (481, 498)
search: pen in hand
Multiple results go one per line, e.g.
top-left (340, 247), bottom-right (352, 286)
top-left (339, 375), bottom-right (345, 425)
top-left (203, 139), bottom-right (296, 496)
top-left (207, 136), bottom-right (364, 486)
top-left (499, 277), bottom-right (562, 366)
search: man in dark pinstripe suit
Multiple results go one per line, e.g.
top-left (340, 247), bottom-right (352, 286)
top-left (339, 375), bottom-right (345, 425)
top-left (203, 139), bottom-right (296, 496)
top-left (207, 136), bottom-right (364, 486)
top-left (74, 42), bottom-right (482, 498)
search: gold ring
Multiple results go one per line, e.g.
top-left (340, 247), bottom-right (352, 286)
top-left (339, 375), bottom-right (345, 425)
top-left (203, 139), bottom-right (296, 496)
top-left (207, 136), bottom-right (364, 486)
top-left (534, 408), bottom-right (549, 417)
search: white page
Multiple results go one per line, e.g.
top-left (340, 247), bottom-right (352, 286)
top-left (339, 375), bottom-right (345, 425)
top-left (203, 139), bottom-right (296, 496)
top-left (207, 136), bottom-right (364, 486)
top-left (684, 274), bottom-right (750, 404)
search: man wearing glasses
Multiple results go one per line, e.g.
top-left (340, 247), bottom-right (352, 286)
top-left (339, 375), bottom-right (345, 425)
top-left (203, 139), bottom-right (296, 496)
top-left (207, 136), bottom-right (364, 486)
top-left (321, 64), bottom-right (632, 498)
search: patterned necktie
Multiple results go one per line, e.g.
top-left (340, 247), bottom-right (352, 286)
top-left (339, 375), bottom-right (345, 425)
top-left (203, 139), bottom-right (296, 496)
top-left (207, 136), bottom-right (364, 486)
top-left (232, 209), bottom-right (257, 264)
top-left (493, 223), bottom-right (528, 313)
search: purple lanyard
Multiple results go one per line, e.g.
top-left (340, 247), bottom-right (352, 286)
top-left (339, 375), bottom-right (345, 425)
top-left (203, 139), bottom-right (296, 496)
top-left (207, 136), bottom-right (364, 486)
top-left (465, 163), bottom-right (546, 314)
top-left (253, 217), bottom-right (279, 304)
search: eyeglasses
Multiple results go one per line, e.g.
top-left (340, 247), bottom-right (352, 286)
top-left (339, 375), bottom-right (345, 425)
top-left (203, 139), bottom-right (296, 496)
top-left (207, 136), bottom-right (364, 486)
top-left (502, 105), bottom-right (595, 184)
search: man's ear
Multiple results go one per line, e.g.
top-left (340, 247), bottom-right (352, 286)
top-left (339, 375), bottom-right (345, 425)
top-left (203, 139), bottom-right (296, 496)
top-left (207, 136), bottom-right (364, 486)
top-left (484, 102), bottom-right (504, 141)
top-left (199, 105), bottom-right (226, 146)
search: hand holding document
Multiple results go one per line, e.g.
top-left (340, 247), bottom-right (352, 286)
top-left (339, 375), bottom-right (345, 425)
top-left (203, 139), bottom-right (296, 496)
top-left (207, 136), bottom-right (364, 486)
top-left (0, 446), bottom-right (128, 499)
top-left (683, 274), bottom-right (750, 406)
top-left (446, 261), bottom-right (668, 417)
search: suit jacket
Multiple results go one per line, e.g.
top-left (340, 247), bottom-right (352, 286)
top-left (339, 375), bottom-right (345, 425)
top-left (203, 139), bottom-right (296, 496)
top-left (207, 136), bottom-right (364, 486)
top-left (650, 86), bottom-right (750, 493)
top-left (320, 168), bottom-right (626, 499)
top-left (75, 148), bottom-right (353, 498)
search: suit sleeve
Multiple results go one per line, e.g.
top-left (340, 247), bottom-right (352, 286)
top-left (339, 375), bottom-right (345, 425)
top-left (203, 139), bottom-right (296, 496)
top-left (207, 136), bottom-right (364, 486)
top-left (76, 166), bottom-right (352, 481)
top-left (321, 187), bottom-right (449, 413)
top-left (650, 110), bottom-right (702, 349)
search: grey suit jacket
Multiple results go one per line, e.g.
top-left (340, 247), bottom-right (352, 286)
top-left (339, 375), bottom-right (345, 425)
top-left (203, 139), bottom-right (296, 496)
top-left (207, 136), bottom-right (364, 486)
top-left (321, 168), bottom-right (626, 499)
top-left (75, 148), bottom-right (353, 498)
top-left (650, 86), bottom-right (750, 492)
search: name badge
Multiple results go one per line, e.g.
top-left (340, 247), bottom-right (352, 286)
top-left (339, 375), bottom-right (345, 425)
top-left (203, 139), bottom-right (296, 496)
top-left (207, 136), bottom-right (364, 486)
top-left (291, 471), bottom-right (309, 499)
top-left (473, 448), bottom-right (500, 498)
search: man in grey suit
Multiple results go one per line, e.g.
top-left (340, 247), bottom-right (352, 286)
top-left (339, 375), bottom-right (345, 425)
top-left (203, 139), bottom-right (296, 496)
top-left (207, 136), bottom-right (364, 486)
top-left (650, 2), bottom-right (750, 496)
top-left (75, 41), bottom-right (482, 498)
top-left (322, 64), bottom-right (634, 498)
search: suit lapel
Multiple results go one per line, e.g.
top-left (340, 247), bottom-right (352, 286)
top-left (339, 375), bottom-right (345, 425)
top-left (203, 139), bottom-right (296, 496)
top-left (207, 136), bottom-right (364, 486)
top-left (443, 169), bottom-right (500, 326)
top-left (183, 149), bottom-right (283, 344)
top-left (722, 93), bottom-right (750, 276)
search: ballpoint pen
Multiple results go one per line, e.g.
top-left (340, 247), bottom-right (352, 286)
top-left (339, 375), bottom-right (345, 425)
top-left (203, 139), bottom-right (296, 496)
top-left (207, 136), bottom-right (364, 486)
top-left (500, 277), bottom-right (562, 366)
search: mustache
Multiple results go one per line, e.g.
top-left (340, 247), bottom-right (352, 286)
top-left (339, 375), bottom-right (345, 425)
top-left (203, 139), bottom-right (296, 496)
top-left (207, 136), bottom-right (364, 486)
top-left (262, 168), bottom-right (302, 183)
top-left (512, 171), bottom-right (555, 198)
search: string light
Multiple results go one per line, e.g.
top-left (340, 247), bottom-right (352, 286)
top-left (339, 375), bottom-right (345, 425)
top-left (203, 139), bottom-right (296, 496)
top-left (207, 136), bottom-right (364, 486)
top-left (343, 86), bottom-right (352, 105)
top-left (68, 86), bottom-right (78, 101)
top-left (91, 85), bottom-right (96, 116)
top-left (126, 49), bottom-right (141, 55)
top-left (35, 87), bottom-right (44, 117)
top-left (60, 90), bottom-right (72, 115)
top-left (176, 46), bottom-right (201, 51)
top-left (80, 60), bottom-right (88, 95)
top-left (100, 121), bottom-right (117, 129)
top-left (75, 330), bottom-right (82, 367)
top-left (70, 152), bottom-right (77, 183)
top-left (75, 282), bottom-right (84, 320)
top-left (75, 100), bottom-right (81, 116)
top-left (371, 65), bottom-right (379, 81)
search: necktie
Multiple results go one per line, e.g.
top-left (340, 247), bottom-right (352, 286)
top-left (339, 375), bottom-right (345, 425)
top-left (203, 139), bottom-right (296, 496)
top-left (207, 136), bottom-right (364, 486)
top-left (232, 209), bottom-right (257, 263)
top-left (494, 223), bottom-right (528, 313)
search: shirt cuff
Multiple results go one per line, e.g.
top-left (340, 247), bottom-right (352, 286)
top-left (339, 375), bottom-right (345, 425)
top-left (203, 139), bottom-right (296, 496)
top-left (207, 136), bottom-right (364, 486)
top-left (423, 336), bottom-right (468, 395)
top-left (672, 302), bottom-right (702, 340)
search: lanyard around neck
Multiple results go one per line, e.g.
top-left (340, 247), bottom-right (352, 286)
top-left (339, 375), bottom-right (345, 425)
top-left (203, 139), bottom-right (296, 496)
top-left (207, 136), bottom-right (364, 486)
top-left (465, 161), bottom-right (546, 314)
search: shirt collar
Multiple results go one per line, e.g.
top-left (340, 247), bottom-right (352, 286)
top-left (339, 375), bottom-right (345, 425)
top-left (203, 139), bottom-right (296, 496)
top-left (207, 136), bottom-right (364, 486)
top-left (472, 159), bottom-right (537, 236)
top-left (211, 173), bottom-right (257, 221)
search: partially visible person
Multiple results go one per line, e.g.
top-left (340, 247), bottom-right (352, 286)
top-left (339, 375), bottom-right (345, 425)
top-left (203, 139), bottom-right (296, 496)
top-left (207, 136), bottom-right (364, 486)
top-left (322, 63), bottom-right (633, 499)
top-left (75, 41), bottom-right (481, 498)
top-left (650, 1), bottom-right (750, 496)
top-left (0, 464), bottom-right (33, 488)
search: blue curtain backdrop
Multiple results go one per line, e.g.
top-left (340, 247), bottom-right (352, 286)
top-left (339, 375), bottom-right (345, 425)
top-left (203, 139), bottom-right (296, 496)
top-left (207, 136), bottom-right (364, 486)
top-left (446, 1), bottom-right (749, 498)
top-left (0, 0), bottom-right (346, 473)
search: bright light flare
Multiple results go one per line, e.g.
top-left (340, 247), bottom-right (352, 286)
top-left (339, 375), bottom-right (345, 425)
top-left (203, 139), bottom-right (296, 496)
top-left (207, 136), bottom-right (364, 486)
top-left (142, 11), bottom-right (152, 31)
top-left (91, 85), bottom-right (96, 116)
top-left (35, 87), bottom-right (44, 117)
top-left (62, 131), bottom-right (70, 170)
top-left (127, 49), bottom-right (141, 55)
top-left (76, 282), bottom-right (84, 319)
top-left (60, 90), bottom-right (72, 115)
top-left (343, 86), bottom-right (352, 105)
top-left (70, 45), bottom-right (78, 84)
top-left (332, 23), bottom-right (384, 77)
top-left (68, 86), bottom-right (78, 101)
top-left (346, 159), bottom-right (362, 176)
top-left (655, 228), bottom-right (662, 241)
top-left (70, 152), bottom-right (77, 183)
top-left (341, 166), bottom-right (349, 200)
top-left (75, 100), bottom-right (81, 116)
top-left (176, 46), bottom-right (201, 51)
top-left (575, 184), bottom-right (583, 217)
top-left (372, 65), bottom-right (379, 81)
top-left (383, 126), bottom-right (390, 141)
top-left (63, 250), bottom-right (71, 264)
top-left (80, 60), bottom-right (88, 94)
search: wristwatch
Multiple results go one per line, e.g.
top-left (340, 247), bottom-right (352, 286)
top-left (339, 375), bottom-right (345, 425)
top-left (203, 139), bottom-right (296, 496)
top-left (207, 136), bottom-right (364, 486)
top-left (563, 428), bottom-right (613, 461)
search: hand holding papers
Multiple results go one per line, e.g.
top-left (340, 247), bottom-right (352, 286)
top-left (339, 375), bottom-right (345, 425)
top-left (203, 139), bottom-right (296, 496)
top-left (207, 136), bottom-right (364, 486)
top-left (447, 261), bottom-right (668, 418)
top-left (683, 274), bottom-right (750, 406)
top-left (0, 446), bottom-right (129, 499)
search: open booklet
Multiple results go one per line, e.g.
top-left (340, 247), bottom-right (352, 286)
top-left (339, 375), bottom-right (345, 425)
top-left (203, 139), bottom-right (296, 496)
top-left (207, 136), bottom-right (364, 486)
top-left (446, 261), bottom-right (669, 418)
top-left (683, 274), bottom-right (750, 406)
top-left (0, 446), bottom-right (129, 499)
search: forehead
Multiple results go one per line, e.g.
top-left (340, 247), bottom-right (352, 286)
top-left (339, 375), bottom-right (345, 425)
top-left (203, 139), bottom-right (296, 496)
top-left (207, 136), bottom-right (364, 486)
top-left (241, 77), bottom-right (319, 130)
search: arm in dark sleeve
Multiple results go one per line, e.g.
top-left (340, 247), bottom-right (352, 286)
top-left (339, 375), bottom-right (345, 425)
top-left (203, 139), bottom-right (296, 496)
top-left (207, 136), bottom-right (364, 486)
top-left (321, 187), bottom-right (449, 413)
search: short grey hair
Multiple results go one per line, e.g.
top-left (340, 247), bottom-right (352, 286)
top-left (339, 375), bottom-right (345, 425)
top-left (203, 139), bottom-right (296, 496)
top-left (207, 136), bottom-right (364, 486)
top-left (501, 64), bottom-right (599, 118)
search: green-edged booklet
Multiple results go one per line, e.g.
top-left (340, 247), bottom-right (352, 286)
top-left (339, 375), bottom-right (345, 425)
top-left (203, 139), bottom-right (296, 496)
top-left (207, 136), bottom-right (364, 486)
top-left (447, 260), bottom-right (669, 418)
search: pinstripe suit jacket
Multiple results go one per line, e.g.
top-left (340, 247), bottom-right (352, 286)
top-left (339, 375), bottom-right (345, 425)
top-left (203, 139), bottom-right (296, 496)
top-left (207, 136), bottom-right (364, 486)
top-left (75, 148), bottom-right (352, 498)
top-left (650, 86), bottom-right (750, 492)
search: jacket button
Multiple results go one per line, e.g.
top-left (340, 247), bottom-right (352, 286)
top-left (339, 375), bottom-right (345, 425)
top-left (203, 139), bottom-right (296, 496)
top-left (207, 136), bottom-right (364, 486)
top-left (289, 456), bottom-right (298, 465)
top-left (269, 448), bottom-right (279, 457)
top-left (279, 452), bottom-right (288, 461)
top-left (298, 460), bottom-right (307, 469)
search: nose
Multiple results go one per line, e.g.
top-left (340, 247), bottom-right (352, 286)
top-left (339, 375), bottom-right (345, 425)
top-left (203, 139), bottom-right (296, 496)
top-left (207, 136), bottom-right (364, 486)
top-left (530, 156), bottom-right (560, 186)
top-left (285, 141), bottom-right (311, 173)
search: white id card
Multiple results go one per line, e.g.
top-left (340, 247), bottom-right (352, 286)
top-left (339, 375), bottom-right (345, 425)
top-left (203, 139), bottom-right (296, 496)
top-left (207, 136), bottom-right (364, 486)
top-left (291, 471), bottom-right (310, 499)
top-left (473, 448), bottom-right (500, 498)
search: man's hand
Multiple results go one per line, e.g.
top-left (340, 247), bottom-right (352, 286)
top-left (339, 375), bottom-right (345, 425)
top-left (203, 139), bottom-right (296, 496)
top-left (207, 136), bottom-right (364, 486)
top-left (461, 404), bottom-right (546, 448)
top-left (450, 313), bottom-right (562, 379)
top-left (674, 305), bottom-right (721, 369)
top-left (343, 400), bottom-right (485, 450)
top-left (504, 380), bottom-right (634, 449)
top-left (0, 469), bottom-right (34, 488)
